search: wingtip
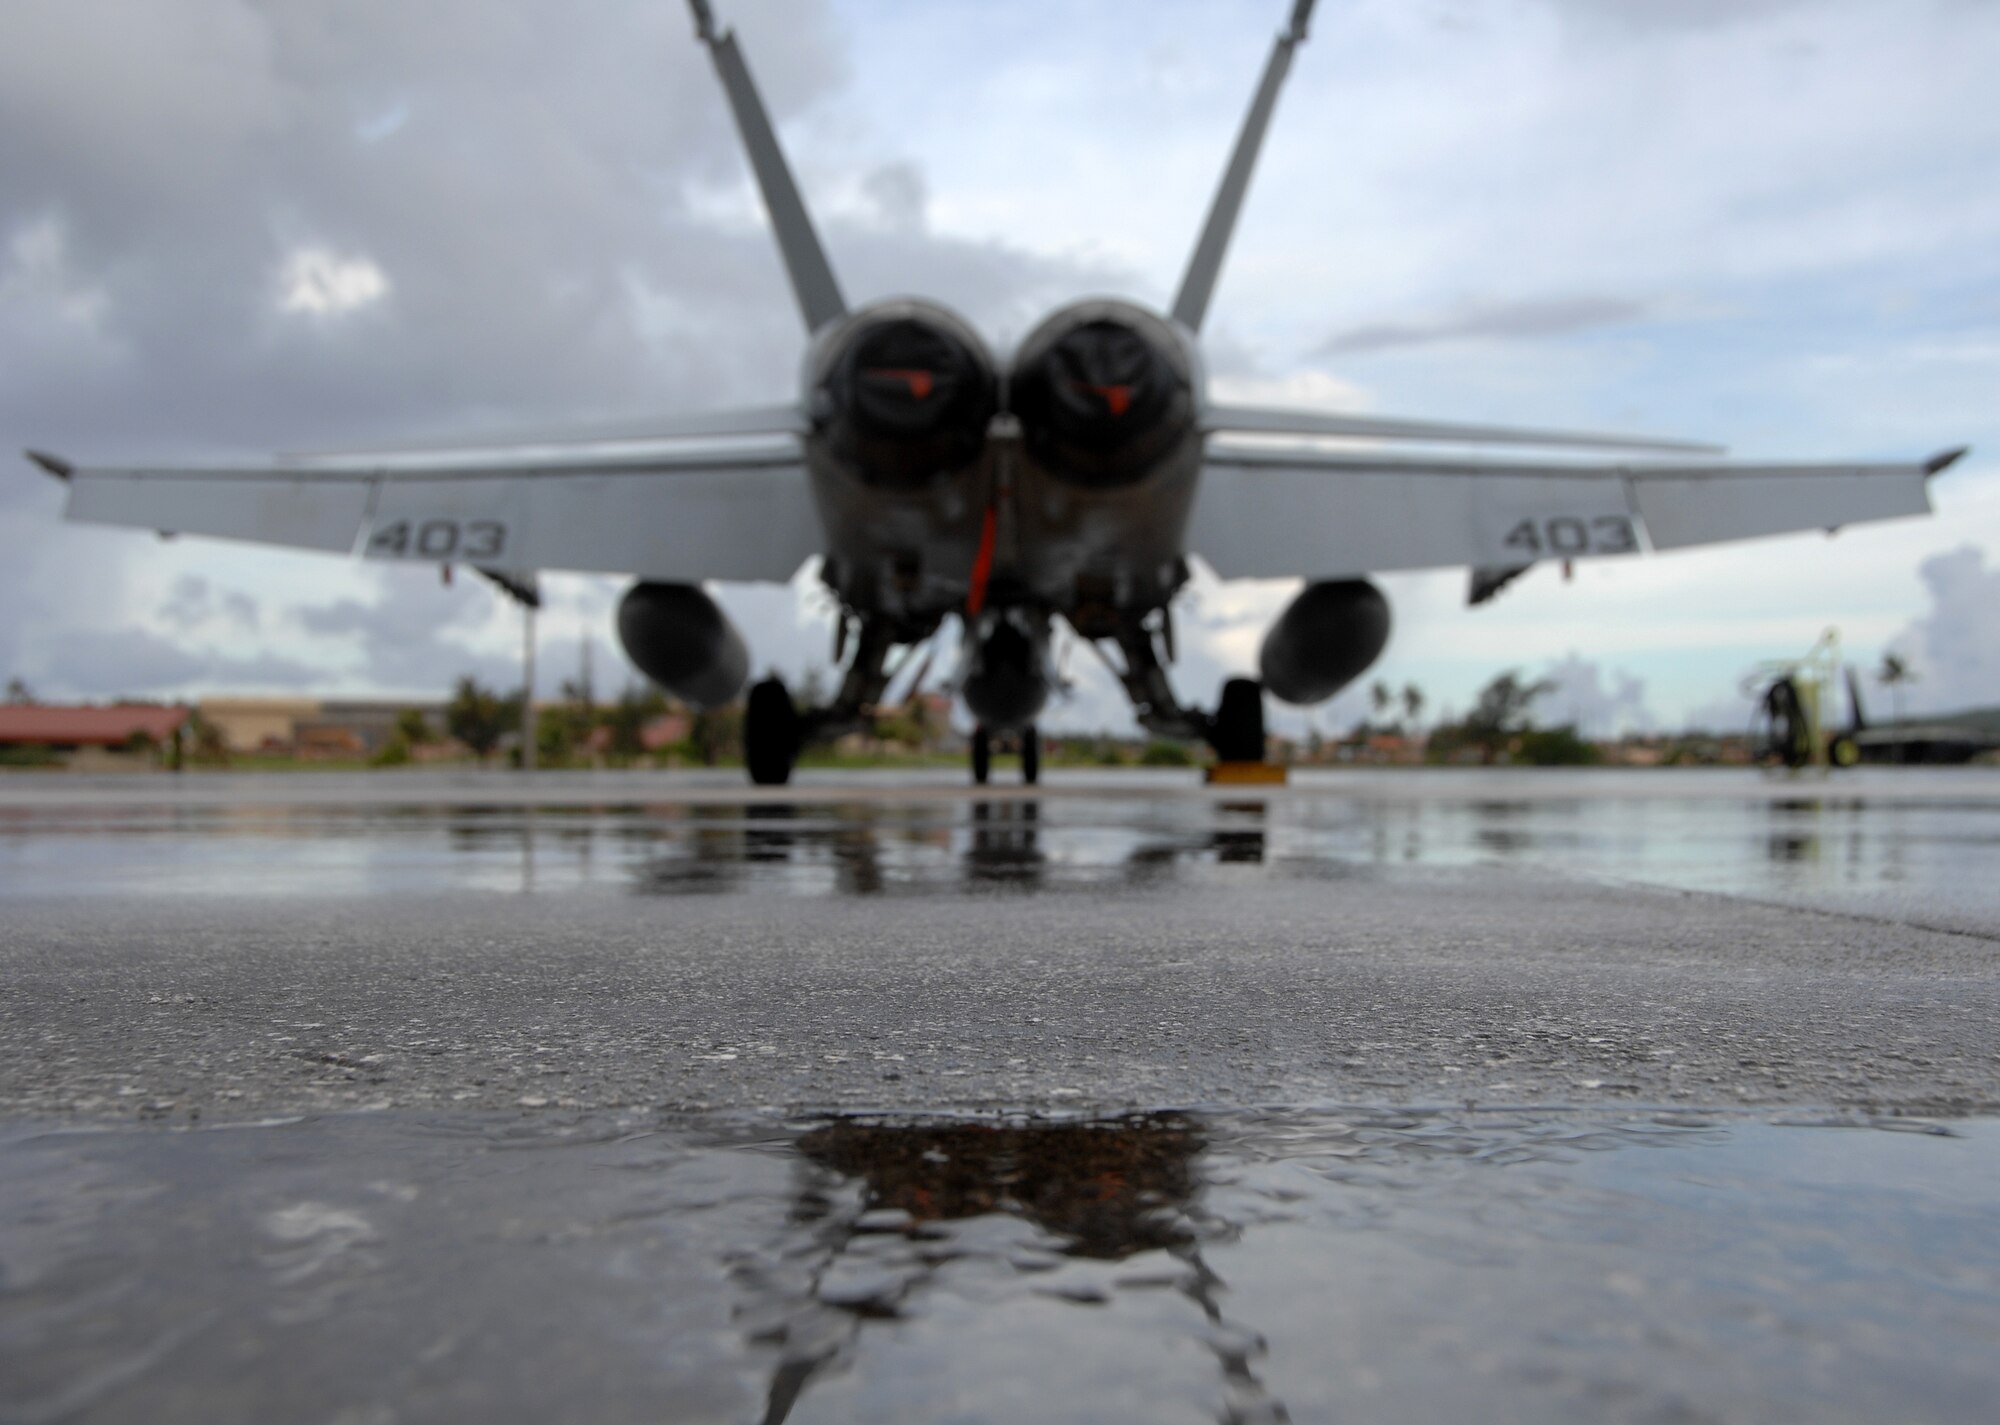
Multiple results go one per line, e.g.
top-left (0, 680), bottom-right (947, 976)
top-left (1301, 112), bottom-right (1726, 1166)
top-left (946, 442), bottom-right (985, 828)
top-left (24, 449), bottom-right (74, 481)
top-left (1925, 445), bottom-right (1970, 477)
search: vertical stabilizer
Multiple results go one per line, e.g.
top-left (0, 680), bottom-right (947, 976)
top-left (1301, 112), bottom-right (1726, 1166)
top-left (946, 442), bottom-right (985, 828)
top-left (1846, 666), bottom-right (1869, 731)
top-left (1170, 0), bottom-right (1315, 332)
top-left (688, 0), bottom-right (847, 332)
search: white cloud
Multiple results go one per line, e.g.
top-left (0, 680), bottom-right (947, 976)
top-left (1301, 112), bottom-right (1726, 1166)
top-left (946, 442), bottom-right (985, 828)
top-left (1531, 653), bottom-right (1656, 738)
top-left (276, 246), bottom-right (390, 317)
top-left (1206, 369), bottom-right (1373, 412)
top-left (1888, 545), bottom-right (2000, 713)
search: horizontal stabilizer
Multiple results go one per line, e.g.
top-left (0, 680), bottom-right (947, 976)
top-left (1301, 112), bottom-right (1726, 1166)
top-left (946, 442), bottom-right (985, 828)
top-left (51, 435), bottom-right (822, 584)
top-left (1191, 445), bottom-right (1938, 580)
top-left (282, 404), bottom-right (807, 461)
top-left (1203, 403), bottom-right (1722, 455)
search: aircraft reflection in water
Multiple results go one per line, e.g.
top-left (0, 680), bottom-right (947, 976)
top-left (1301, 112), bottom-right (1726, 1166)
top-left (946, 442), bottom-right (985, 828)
top-left (426, 791), bottom-right (1971, 904)
top-left (743, 1115), bottom-right (1287, 1425)
top-left (624, 799), bottom-right (1268, 895)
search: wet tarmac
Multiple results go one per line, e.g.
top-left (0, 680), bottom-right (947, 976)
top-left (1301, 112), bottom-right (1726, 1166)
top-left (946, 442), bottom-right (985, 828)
top-left (4, 768), bottom-right (2000, 1421)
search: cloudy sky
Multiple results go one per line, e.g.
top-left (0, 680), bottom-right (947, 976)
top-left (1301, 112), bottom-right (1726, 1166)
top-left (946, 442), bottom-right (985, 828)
top-left (3, 0), bottom-right (1997, 736)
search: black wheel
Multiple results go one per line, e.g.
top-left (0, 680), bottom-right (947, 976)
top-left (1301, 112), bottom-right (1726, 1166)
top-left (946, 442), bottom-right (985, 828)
top-left (1209, 677), bottom-right (1266, 763)
top-left (1021, 725), bottom-right (1040, 785)
top-left (744, 677), bottom-right (800, 786)
top-left (971, 725), bottom-right (991, 785)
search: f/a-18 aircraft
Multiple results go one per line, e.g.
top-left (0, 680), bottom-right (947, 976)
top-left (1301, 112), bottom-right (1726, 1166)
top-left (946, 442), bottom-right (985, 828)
top-left (24, 0), bottom-right (1964, 785)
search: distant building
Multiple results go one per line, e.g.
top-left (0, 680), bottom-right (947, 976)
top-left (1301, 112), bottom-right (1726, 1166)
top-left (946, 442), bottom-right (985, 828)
top-left (0, 704), bottom-right (191, 770)
top-left (199, 697), bottom-right (321, 754)
top-left (199, 697), bottom-right (444, 756)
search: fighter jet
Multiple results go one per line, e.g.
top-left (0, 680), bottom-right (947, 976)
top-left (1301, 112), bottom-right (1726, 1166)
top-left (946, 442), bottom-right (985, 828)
top-left (24, 0), bottom-right (1964, 785)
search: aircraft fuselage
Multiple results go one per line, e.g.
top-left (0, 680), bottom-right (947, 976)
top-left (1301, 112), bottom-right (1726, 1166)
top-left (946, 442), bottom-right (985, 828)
top-left (801, 296), bottom-right (1206, 731)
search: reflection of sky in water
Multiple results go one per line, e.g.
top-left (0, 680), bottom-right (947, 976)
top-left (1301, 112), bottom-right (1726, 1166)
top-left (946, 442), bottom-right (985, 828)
top-left (5, 1108), bottom-right (1996, 1423)
top-left (4, 772), bottom-right (2000, 931)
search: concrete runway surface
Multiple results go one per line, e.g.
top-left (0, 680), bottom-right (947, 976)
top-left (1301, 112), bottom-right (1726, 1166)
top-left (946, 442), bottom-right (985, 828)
top-left (3, 767), bottom-right (1999, 1422)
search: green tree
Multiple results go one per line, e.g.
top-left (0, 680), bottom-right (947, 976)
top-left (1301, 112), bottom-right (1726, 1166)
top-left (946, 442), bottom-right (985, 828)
top-left (1370, 679), bottom-right (1395, 729)
top-left (1878, 651), bottom-right (1917, 763)
top-left (394, 707), bottom-right (434, 746)
top-left (601, 684), bottom-right (658, 765)
top-left (1430, 670), bottom-right (1556, 764)
top-left (535, 700), bottom-right (594, 768)
top-left (1464, 672), bottom-right (1552, 764)
top-left (446, 677), bottom-right (513, 764)
top-left (3, 677), bottom-right (33, 705)
top-left (1401, 682), bottom-right (1425, 729)
top-left (688, 704), bottom-right (743, 766)
top-left (1514, 726), bottom-right (1600, 766)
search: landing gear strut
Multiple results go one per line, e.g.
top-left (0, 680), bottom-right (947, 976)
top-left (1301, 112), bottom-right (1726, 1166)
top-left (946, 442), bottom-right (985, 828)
top-left (969, 725), bottom-right (1038, 786)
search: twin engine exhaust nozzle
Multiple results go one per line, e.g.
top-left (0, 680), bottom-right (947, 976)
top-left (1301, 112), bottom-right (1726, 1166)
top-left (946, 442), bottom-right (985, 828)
top-left (813, 297), bottom-right (1195, 491)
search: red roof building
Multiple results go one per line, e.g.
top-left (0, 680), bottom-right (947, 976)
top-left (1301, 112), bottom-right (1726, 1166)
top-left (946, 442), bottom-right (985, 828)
top-left (0, 705), bottom-right (191, 749)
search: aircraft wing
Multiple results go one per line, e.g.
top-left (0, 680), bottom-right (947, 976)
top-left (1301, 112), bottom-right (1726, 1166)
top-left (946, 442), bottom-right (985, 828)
top-left (1188, 442), bottom-right (1964, 580)
top-left (26, 420), bottom-right (823, 584)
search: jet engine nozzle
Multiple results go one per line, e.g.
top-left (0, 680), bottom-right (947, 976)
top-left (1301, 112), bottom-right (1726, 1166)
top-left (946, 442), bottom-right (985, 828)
top-left (1011, 300), bottom-right (1194, 488)
top-left (616, 581), bottom-right (749, 709)
top-left (1258, 579), bottom-right (1392, 706)
top-left (816, 302), bottom-right (998, 488)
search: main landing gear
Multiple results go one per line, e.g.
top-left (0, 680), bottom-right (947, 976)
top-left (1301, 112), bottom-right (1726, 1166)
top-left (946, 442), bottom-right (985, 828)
top-left (741, 613), bottom-right (922, 787)
top-left (970, 725), bottom-right (1039, 786)
top-left (1207, 677), bottom-right (1266, 763)
top-left (744, 676), bottom-right (801, 786)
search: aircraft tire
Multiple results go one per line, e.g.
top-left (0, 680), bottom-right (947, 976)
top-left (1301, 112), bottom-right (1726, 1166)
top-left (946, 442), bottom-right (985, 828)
top-left (1210, 677), bottom-right (1267, 763)
top-left (971, 725), bottom-right (991, 786)
top-left (1022, 726), bottom-right (1040, 786)
top-left (744, 676), bottom-right (800, 786)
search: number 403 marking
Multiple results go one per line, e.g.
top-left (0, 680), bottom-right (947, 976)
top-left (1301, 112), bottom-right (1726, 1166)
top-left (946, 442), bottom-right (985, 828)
top-left (366, 518), bottom-right (507, 561)
top-left (1503, 515), bottom-right (1638, 558)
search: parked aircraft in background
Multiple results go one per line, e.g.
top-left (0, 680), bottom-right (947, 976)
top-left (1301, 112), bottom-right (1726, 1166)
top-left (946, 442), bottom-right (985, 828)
top-left (25, 0), bottom-right (1963, 784)
top-left (1748, 635), bottom-right (2000, 767)
top-left (1844, 689), bottom-right (2000, 765)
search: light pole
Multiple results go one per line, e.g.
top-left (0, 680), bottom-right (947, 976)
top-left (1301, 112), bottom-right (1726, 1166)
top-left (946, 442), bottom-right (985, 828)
top-left (522, 601), bottom-right (537, 773)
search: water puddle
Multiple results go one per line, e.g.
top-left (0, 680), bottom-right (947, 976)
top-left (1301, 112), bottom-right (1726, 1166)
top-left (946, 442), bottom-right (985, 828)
top-left (5, 782), bottom-right (2000, 937)
top-left (4, 1106), bottom-right (1996, 1423)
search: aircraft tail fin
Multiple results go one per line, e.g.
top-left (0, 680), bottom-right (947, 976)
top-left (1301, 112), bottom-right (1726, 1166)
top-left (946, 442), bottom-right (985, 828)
top-left (1846, 666), bottom-right (1869, 731)
top-left (688, 1), bottom-right (847, 332)
top-left (1170, 0), bottom-right (1315, 332)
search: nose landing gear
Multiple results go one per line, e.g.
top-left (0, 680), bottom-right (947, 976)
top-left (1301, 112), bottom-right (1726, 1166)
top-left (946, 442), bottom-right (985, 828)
top-left (969, 724), bottom-right (1039, 786)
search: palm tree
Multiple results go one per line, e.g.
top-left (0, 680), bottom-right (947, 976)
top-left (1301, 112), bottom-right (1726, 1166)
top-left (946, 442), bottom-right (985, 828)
top-left (1401, 682), bottom-right (1425, 730)
top-left (1877, 652), bottom-right (1917, 764)
top-left (1370, 679), bottom-right (1395, 729)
